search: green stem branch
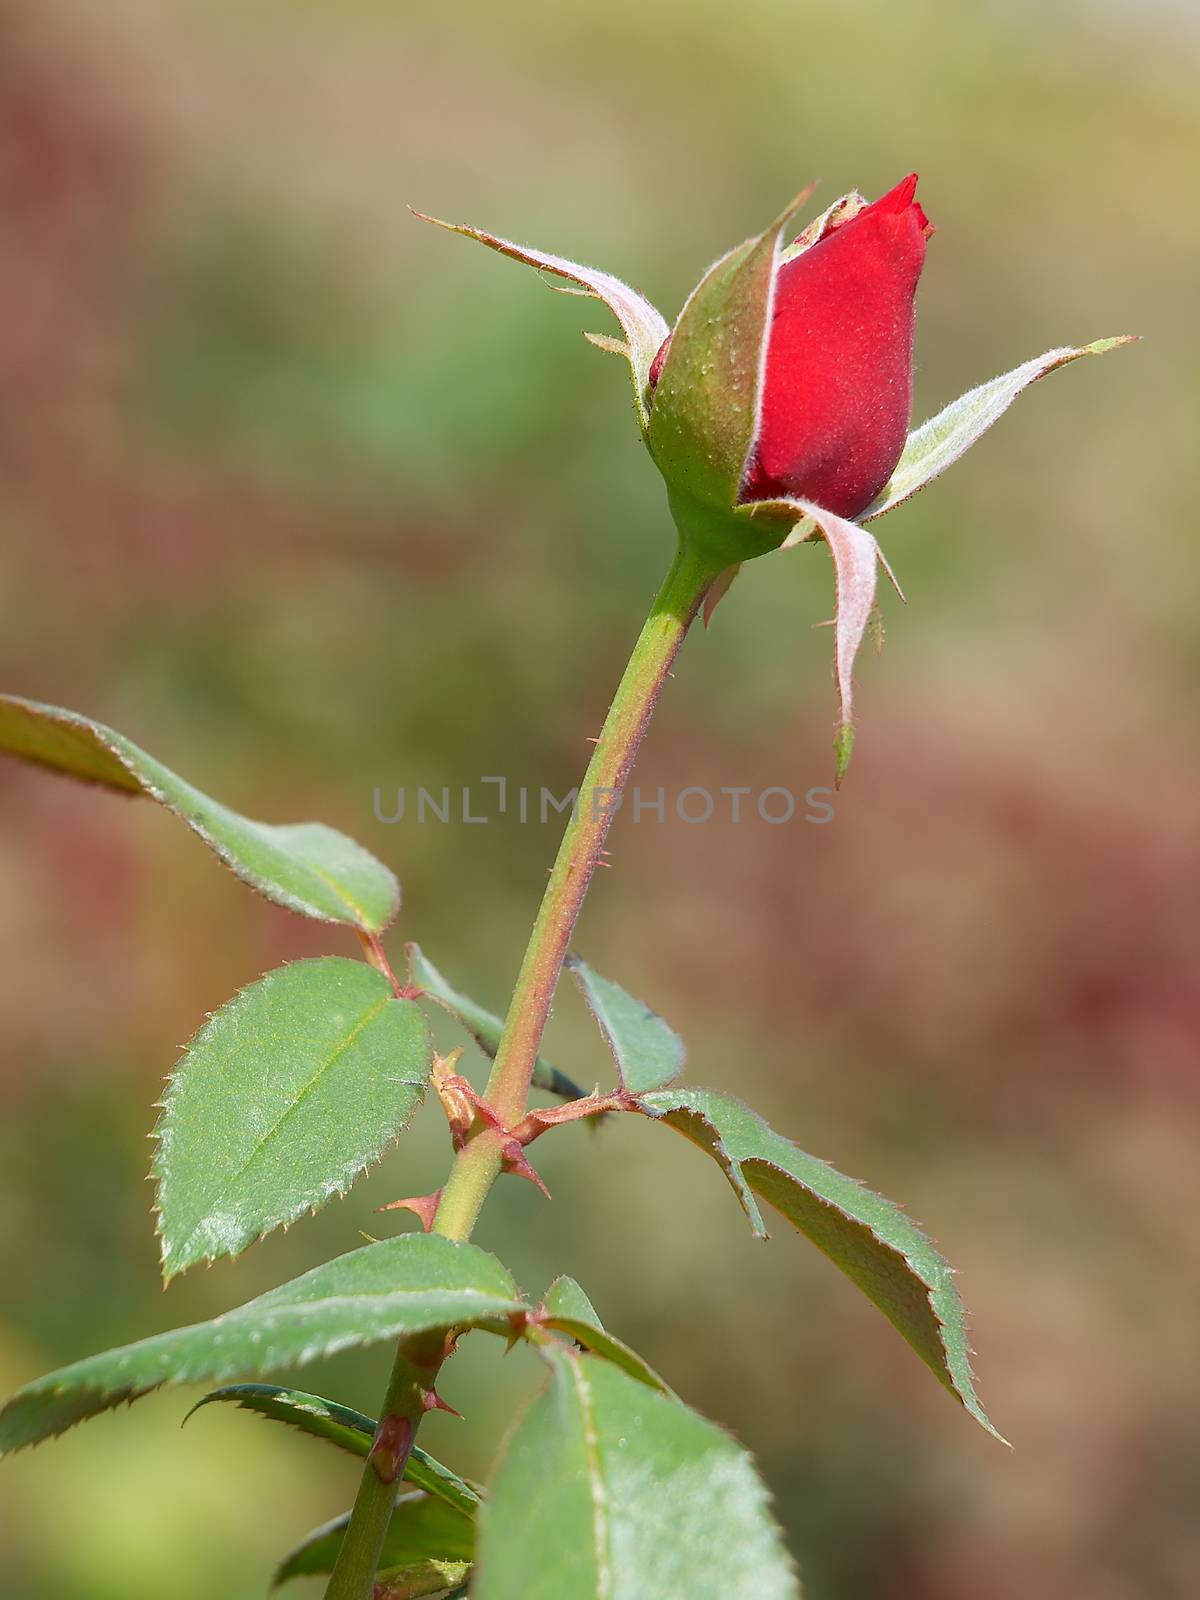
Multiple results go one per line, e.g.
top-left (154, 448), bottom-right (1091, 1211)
top-left (322, 1334), bottom-right (442, 1600)
top-left (477, 539), bottom-right (719, 1130)
top-left (323, 539), bottom-right (718, 1600)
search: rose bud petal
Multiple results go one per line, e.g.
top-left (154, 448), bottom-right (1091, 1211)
top-left (741, 174), bottom-right (930, 520)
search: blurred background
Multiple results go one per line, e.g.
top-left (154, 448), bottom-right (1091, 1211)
top-left (1, 1), bottom-right (1197, 1596)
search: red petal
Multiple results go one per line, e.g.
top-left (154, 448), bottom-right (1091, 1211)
top-left (742, 175), bottom-right (930, 519)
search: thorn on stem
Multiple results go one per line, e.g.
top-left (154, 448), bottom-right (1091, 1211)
top-left (503, 1310), bottom-right (528, 1355)
top-left (422, 1387), bottom-right (463, 1419)
top-left (501, 1138), bottom-right (552, 1198)
top-left (377, 1190), bottom-right (443, 1231)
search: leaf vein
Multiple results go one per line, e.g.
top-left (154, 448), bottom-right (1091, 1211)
top-left (568, 1355), bottom-right (612, 1600)
top-left (170, 993), bottom-right (394, 1260)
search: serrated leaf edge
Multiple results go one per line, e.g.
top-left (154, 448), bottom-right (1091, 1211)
top-left (1, 1240), bottom-right (527, 1456)
top-left (540, 1348), bottom-right (801, 1599)
top-left (0, 695), bottom-right (400, 931)
top-left (564, 954), bottom-right (686, 1094)
top-left (149, 958), bottom-right (433, 1281)
top-left (185, 1384), bottom-right (482, 1513)
top-left (637, 1090), bottom-right (1007, 1444)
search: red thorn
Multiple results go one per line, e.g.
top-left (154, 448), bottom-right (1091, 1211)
top-left (377, 1189), bottom-right (442, 1232)
top-left (503, 1310), bottom-right (528, 1355)
top-left (501, 1138), bottom-right (552, 1198)
top-left (422, 1387), bottom-right (463, 1419)
top-left (460, 1086), bottom-right (507, 1133)
top-left (369, 1414), bottom-right (413, 1485)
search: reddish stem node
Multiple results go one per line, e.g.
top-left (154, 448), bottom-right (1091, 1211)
top-left (368, 1414), bottom-right (413, 1486)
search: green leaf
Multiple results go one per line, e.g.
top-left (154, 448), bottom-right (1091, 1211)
top-left (187, 1382), bottom-right (376, 1455)
top-left (536, 1277), bottom-right (669, 1395)
top-left (374, 1563), bottom-right (473, 1600)
top-left (566, 956), bottom-right (685, 1094)
top-left (638, 1088), bottom-right (1004, 1441)
top-left (412, 209), bottom-right (669, 435)
top-left (540, 1276), bottom-right (603, 1327)
top-left (275, 1489), bottom-right (474, 1586)
top-left (475, 1349), bottom-right (798, 1600)
top-left (0, 1235), bottom-right (527, 1454)
top-left (862, 337), bottom-right (1137, 523)
top-left (153, 957), bottom-right (432, 1279)
top-left (0, 694), bottom-right (399, 932)
top-left (186, 1384), bottom-right (481, 1516)
top-left (409, 944), bottom-right (588, 1102)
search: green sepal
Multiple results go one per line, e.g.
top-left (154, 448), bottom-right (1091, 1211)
top-left (412, 210), bottom-right (669, 435)
top-left (777, 190), bottom-right (867, 266)
top-left (647, 189), bottom-right (812, 560)
top-left (666, 489), bottom-right (791, 571)
top-left (834, 724), bottom-right (855, 787)
top-left (862, 336), bottom-right (1138, 522)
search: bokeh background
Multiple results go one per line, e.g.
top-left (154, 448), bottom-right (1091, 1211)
top-left (1, 1), bottom-right (1197, 1596)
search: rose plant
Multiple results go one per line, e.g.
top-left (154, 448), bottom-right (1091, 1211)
top-left (0, 176), bottom-right (1131, 1598)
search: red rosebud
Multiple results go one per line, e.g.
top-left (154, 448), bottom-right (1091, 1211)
top-left (417, 186), bottom-right (1132, 777)
top-left (740, 174), bottom-right (930, 519)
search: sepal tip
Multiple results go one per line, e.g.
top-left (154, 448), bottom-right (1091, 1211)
top-left (834, 724), bottom-right (855, 787)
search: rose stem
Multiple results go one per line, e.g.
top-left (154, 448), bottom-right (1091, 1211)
top-left (323, 539), bottom-right (719, 1600)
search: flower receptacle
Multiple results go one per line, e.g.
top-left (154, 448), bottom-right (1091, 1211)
top-left (667, 487), bottom-right (791, 571)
